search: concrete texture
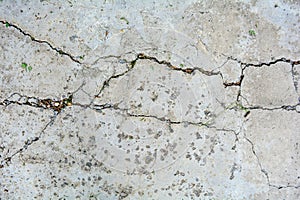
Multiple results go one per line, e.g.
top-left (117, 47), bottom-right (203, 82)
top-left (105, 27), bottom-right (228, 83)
top-left (0, 0), bottom-right (299, 199)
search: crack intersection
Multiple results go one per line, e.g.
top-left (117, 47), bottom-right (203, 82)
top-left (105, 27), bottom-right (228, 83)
top-left (1, 17), bottom-right (300, 193)
top-left (222, 55), bottom-right (300, 101)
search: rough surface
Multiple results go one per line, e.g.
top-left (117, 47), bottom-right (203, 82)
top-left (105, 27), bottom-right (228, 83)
top-left (0, 0), bottom-right (299, 199)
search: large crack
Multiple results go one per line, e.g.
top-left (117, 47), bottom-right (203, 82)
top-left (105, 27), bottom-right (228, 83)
top-left (2, 51), bottom-right (298, 168)
top-left (1, 51), bottom-right (299, 173)
top-left (0, 20), bottom-right (81, 64)
top-left (107, 54), bottom-right (299, 114)
top-left (4, 18), bottom-right (298, 108)
top-left (227, 56), bottom-right (300, 189)
top-left (1, 18), bottom-right (300, 193)
top-left (2, 19), bottom-right (299, 107)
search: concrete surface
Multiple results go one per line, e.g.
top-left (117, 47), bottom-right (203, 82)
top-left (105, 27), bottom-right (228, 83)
top-left (0, 0), bottom-right (299, 199)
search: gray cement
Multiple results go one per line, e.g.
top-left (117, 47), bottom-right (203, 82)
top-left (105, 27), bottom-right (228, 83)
top-left (0, 0), bottom-right (299, 199)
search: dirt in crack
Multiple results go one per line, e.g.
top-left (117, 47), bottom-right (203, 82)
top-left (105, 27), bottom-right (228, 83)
top-left (1, 93), bottom-right (73, 113)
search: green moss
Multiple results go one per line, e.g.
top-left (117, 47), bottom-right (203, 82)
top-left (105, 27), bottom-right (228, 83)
top-left (21, 62), bottom-right (27, 69)
top-left (120, 17), bottom-right (129, 24)
top-left (27, 65), bottom-right (32, 72)
top-left (249, 29), bottom-right (256, 36)
top-left (21, 62), bottom-right (33, 72)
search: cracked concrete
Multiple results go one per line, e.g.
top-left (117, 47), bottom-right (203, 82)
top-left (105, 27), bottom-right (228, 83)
top-left (0, 0), bottom-right (299, 199)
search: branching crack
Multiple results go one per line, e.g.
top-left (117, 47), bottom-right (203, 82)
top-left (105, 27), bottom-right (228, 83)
top-left (93, 57), bottom-right (138, 100)
top-left (95, 54), bottom-right (299, 106)
top-left (1, 22), bottom-right (299, 190)
top-left (223, 55), bottom-right (300, 101)
top-left (0, 84), bottom-right (83, 167)
top-left (211, 127), bottom-right (239, 151)
top-left (1, 20), bottom-right (81, 64)
top-left (93, 52), bottom-right (221, 104)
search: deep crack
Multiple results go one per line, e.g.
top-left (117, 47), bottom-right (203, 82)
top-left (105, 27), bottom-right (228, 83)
top-left (0, 93), bottom-right (73, 113)
top-left (227, 56), bottom-right (300, 69)
top-left (0, 83), bottom-right (84, 113)
top-left (135, 53), bottom-right (220, 76)
top-left (1, 21), bottom-right (299, 188)
top-left (223, 74), bottom-right (244, 88)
